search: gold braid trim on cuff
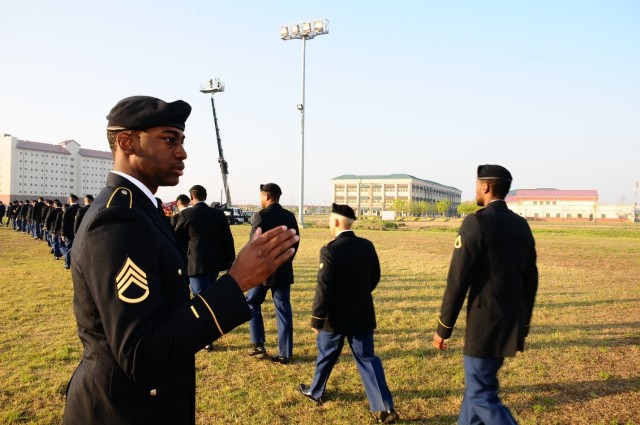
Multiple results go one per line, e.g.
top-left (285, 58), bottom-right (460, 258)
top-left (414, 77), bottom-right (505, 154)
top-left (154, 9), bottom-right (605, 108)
top-left (438, 318), bottom-right (453, 329)
top-left (197, 295), bottom-right (223, 335)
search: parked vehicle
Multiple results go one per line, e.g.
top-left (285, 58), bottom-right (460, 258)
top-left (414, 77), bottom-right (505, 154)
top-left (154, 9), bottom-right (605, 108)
top-left (241, 211), bottom-right (255, 225)
top-left (224, 207), bottom-right (246, 225)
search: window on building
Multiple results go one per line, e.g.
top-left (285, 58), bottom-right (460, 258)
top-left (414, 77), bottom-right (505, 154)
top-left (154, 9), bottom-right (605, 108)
top-left (556, 213), bottom-right (561, 218)
top-left (577, 214), bottom-right (582, 218)
top-left (534, 213), bottom-right (539, 218)
top-left (546, 213), bottom-right (550, 217)
top-left (567, 214), bottom-right (571, 218)
top-left (553, 201), bottom-right (556, 205)
top-left (601, 214), bottom-right (606, 219)
top-left (533, 201), bottom-right (537, 205)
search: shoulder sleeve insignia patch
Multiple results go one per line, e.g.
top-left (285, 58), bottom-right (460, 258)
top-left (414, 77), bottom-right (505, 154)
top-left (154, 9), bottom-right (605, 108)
top-left (116, 257), bottom-right (149, 303)
top-left (454, 235), bottom-right (462, 249)
top-left (319, 262), bottom-right (324, 269)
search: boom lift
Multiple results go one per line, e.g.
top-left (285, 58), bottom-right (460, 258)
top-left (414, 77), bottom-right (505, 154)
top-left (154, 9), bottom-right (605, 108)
top-left (199, 78), bottom-right (246, 224)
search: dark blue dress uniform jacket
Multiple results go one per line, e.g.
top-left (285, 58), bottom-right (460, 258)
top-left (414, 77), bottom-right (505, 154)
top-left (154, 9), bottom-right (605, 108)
top-left (436, 200), bottom-right (538, 358)
top-left (63, 173), bottom-right (251, 424)
top-left (174, 202), bottom-right (235, 276)
top-left (250, 203), bottom-right (299, 287)
top-left (310, 231), bottom-right (381, 334)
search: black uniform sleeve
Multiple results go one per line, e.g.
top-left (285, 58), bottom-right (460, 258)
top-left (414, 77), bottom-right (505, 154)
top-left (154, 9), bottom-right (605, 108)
top-left (173, 211), bottom-right (187, 241)
top-left (371, 244), bottom-right (381, 291)
top-left (523, 234), bottom-right (539, 335)
top-left (436, 214), bottom-right (482, 339)
top-left (220, 215), bottom-right (235, 270)
top-left (249, 212), bottom-right (262, 239)
top-left (310, 245), bottom-right (333, 330)
top-left (78, 206), bottom-right (250, 386)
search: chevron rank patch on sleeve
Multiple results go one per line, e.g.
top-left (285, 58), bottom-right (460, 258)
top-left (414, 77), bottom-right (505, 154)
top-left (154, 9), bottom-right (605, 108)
top-left (116, 257), bottom-right (149, 303)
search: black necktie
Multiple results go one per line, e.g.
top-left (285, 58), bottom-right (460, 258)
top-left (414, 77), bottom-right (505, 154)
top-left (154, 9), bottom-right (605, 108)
top-left (155, 198), bottom-right (166, 218)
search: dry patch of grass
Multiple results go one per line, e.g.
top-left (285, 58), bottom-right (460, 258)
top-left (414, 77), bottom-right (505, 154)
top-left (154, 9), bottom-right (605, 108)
top-left (1, 222), bottom-right (639, 424)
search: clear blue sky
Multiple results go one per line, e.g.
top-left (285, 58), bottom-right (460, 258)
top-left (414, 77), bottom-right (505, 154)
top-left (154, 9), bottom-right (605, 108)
top-left (2, 1), bottom-right (638, 205)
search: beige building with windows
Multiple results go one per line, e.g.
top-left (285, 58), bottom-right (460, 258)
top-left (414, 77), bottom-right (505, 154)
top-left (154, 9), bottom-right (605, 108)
top-left (0, 133), bottom-right (113, 204)
top-left (506, 189), bottom-right (638, 222)
top-left (331, 174), bottom-right (461, 217)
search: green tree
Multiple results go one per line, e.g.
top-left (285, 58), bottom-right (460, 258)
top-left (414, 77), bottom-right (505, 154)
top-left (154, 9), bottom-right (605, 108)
top-left (457, 201), bottom-right (480, 216)
top-left (425, 201), bottom-right (437, 217)
top-left (411, 200), bottom-right (427, 217)
top-left (392, 199), bottom-right (408, 217)
top-left (436, 199), bottom-right (452, 217)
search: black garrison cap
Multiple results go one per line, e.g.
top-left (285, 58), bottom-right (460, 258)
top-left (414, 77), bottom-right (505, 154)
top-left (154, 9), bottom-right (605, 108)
top-left (106, 96), bottom-right (192, 131)
top-left (260, 183), bottom-right (282, 197)
top-left (477, 164), bottom-right (512, 181)
top-left (332, 203), bottom-right (357, 220)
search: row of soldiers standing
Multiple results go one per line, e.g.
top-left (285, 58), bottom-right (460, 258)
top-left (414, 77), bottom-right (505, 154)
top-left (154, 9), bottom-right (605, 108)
top-left (1, 195), bottom-right (93, 269)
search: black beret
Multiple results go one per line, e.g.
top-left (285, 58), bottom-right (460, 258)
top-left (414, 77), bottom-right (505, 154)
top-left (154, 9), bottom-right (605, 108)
top-left (260, 183), bottom-right (282, 197)
top-left (106, 96), bottom-right (192, 131)
top-left (477, 164), bottom-right (512, 181)
top-left (332, 203), bottom-right (357, 220)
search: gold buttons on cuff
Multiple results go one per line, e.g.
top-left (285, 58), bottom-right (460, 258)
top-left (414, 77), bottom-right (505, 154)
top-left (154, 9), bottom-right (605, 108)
top-left (150, 389), bottom-right (157, 396)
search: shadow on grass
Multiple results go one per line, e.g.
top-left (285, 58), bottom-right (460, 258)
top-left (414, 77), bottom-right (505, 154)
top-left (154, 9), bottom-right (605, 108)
top-left (506, 376), bottom-right (640, 410)
top-left (527, 321), bottom-right (640, 348)
top-left (535, 299), bottom-right (640, 309)
top-left (533, 321), bottom-right (640, 333)
top-left (321, 387), bottom-right (459, 424)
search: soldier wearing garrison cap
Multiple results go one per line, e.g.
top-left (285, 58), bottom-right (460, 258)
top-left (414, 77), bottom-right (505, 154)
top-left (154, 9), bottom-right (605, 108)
top-left (246, 182), bottom-right (300, 364)
top-left (432, 164), bottom-right (538, 425)
top-left (299, 203), bottom-right (398, 424)
top-left (63, 96), bottom-right (299, 424)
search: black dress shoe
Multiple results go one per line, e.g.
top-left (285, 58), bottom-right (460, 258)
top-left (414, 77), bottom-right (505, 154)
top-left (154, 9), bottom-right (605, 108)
top-left (379, 410), bottom-right (399, 424)
top-left (298, 384), bottom-right (322, 405)
top-left (247, 343), bottom-right (267, 359)
top-left (204, 344), bottom-right (214, 351)
top-left (270, 355), bottom-right (290, 364)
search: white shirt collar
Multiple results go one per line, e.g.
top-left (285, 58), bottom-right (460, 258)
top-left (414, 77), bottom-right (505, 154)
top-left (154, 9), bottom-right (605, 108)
top-left (336, 229), bottom-right (354, 237)
top-left (111, 171), bottom-right (157, 207)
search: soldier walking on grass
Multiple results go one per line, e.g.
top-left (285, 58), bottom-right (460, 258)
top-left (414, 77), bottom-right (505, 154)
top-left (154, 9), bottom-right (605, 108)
top-left (433, 164), bottom-right (538, 425)
top-left (299, 203), bottom-right (398, 424)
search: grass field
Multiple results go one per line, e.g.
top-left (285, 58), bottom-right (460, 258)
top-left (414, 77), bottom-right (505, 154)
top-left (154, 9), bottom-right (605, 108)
top-left (1, 220), bottom-right (639, 424)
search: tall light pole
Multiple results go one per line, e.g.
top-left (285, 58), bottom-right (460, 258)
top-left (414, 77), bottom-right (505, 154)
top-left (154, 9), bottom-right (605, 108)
top-left (280, 19), bottom-right (329, 226)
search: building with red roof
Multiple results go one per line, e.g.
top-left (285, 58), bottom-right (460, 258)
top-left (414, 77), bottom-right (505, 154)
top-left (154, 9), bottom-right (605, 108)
top-left (506, 189), bottom-right (637, 222)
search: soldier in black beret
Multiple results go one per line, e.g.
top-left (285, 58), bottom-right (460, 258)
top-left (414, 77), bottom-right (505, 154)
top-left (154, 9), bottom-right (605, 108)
top-left (63, 96), bottom-right (300, 424)
top-left (432, 164), bottom-right (538, 425)
top-left (298, 203), bottom-right (399, 423)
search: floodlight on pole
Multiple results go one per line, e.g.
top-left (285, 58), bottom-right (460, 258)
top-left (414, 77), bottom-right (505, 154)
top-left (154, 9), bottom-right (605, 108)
top-left (200, 78), bottom-right (232, 207)
top-left (280, 19), bottom-right (329, 226)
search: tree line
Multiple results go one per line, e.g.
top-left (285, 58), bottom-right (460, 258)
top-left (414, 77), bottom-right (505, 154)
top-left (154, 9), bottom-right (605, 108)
top-left (390, 199), bottom-right (480, 218)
